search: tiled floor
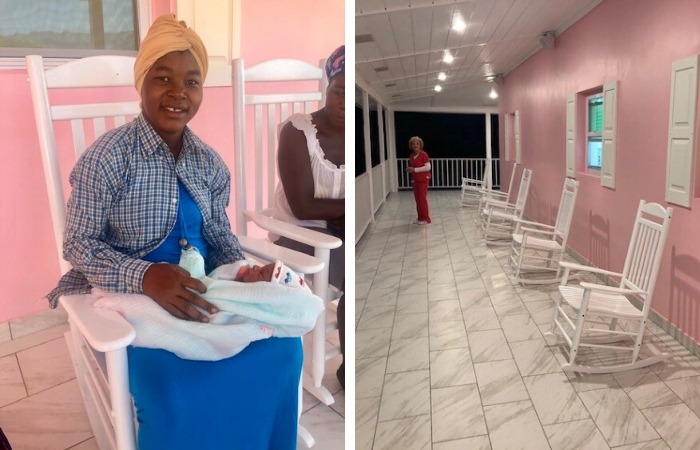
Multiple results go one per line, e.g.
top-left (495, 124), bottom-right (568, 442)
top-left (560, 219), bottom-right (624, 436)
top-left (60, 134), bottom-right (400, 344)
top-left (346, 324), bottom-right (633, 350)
top-left (0, 308), bottom-right (344, 449)
top-left (356, 190), bottom-right (700, 450)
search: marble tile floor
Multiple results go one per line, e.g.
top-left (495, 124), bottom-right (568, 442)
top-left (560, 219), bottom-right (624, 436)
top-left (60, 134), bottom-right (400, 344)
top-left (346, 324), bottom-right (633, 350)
top-left (0, 308), bottom-right (344, 449)
top-left (356, 190), bottom-right (700, 450)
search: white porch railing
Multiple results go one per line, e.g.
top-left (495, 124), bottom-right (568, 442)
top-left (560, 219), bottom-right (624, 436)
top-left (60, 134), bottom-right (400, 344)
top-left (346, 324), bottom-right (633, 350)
top-left (397, 158), bottom-right (501, 190)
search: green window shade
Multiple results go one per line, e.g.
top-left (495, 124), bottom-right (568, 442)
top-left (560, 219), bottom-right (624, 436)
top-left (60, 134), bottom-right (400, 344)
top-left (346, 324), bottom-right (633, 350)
top-left (588, 97), bottom-right (603, 133)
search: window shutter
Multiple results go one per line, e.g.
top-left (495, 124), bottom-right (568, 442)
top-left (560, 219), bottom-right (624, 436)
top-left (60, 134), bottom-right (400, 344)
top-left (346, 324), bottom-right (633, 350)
top-left (515, 110), bottom-right (521, 164)
top-left (600, 81), bottom-right (617, 188)
top-left (566, 94), bottom-right (576, 178)
top-left (665, 55), bottom-right (699, 208)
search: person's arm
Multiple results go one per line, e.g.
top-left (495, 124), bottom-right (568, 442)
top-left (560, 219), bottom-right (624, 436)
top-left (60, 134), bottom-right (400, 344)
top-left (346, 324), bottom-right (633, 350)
top-left (277, 121), bottom-right (344, 221)
top-left (63, 149), bottom-right (152, 294)
top-left (413, 161), bottom-right (431, 172)
top-left (65, 146), bottom-right (215, 322)
top-left (406, 156), bottom-right (431, 173)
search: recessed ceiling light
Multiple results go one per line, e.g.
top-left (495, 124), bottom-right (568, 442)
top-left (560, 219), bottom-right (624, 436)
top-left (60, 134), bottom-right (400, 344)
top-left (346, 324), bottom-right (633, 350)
top-left (434, 85), bottom-right (443, 92)
top-left (452, 15), bottom-right (467, 31)
top-left (438, 72), bottom-right (446, 81)
top-left (489, 87), bottom-right (498, 99)
top-left (442, 50), bottom-right (454, 64)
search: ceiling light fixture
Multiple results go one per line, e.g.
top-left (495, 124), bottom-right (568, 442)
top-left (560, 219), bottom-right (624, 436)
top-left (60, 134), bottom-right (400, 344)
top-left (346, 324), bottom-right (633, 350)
top-left (486, 73), bottom-right (504, 85)
top-left (489, 87), bottom-right (498, 99)
top-left (442, 50), bottom-right (454, 63)
top-left (452, 16), bottom-right (467, 31)
top-left (434, 85), bottom-right (443, 92)
top-left (438, 72), bottom-right (446, 81)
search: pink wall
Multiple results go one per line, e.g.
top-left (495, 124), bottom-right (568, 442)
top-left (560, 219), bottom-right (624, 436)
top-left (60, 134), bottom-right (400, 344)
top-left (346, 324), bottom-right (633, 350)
top-left (499, 0), bottom-right (700, 344)
top-left (1, 0), bottom-right (344, 323)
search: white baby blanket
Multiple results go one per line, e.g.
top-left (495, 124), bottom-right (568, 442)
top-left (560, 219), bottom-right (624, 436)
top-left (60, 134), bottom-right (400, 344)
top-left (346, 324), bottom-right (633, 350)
top-left (94, 262), bottom-right (324, 361)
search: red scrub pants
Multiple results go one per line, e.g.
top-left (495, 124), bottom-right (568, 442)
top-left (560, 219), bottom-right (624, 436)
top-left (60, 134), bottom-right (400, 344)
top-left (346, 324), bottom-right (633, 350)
top-left (413, 180), bottom-right (431, 223)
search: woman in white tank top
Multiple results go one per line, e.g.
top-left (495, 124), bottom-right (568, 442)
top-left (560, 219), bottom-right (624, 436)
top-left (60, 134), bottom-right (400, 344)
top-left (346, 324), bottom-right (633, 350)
top-left (273, 45), bottom-right (346, 389)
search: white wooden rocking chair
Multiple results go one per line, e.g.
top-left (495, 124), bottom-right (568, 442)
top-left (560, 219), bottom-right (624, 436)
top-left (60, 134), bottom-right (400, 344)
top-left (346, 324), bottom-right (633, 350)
top-left (232, 57), bottom-right (343, 406)
top-left (460, 159), bottom-right (492, 206)
top-left (509, 177), bottom-right (579, 284)
top-left (548, 200), bottom-right (673, 374)
top-left (28, 54), bottom-right (323, 449)
top-left (479, 168), bottom-right (533, 241)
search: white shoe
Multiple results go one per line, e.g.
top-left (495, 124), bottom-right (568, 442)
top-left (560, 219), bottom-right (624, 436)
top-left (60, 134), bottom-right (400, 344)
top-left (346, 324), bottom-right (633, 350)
top-left (413, 220), bottom-right (428, 225)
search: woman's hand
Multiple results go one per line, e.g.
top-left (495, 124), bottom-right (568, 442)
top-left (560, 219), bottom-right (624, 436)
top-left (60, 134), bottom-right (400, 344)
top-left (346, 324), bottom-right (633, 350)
top-left (405, 167), bottom-right (415, 173)
top-left (142, 263), bottom-right (216, 322)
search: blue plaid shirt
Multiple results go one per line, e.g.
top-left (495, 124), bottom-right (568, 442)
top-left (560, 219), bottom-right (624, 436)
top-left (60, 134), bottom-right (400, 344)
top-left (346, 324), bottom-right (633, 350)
top-left (47, 114), bottom-right (244, 307)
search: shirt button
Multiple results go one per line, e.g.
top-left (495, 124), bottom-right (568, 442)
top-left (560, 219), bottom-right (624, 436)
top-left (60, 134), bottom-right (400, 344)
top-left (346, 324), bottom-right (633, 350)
top-left (172, 198), bottom-right (177, 204)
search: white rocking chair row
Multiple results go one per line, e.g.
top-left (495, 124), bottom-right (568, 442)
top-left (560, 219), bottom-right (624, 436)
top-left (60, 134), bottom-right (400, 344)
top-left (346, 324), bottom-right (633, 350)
top-left (509, 177), bottom-right (580, 284)
top-left (27, 54), bottom-right (327, 449)
top-left (467, 164), bottom-right (672, 376)
top-left (547, 200), bottom-right (673, 374)
top-left (479, 168), bottom-right (533, 241)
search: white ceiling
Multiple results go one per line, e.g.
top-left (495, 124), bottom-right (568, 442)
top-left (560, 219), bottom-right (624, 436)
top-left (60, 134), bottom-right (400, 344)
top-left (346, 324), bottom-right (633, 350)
top-left (356, 0), bottom-right (603, 109)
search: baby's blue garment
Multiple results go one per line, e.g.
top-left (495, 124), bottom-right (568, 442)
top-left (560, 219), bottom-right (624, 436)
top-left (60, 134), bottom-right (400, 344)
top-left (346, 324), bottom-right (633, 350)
top-left (132, 182), bottom-right (301, 449)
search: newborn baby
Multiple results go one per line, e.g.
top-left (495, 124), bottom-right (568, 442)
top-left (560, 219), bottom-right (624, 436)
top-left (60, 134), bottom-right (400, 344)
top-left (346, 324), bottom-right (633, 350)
top-left (178, 246), bottom-right (308, 291)
top-left (232, 259), bottom-right (308, 290)
top-left (236, 262), bottom-right (276, 282)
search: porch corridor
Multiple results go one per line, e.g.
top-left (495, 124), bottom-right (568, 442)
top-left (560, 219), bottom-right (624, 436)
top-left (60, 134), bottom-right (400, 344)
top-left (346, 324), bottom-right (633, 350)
top-left (355, 190), bottom-right (700, 449)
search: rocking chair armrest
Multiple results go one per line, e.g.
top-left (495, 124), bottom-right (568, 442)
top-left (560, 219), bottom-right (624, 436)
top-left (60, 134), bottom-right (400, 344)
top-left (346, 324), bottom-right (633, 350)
top-left (60, 294), bottom-right (135, 353)
top-left (237, 235), bottom-right (324, 275)
top-left (579, 282), bottom-right (645, 296)
top-left (520, 226), bottom-right (560, 238)
top-left (512, 218), bottom-right (555, 230)
top-left (243, 210), bottom-right (342, 250)
top-left (559, 261), bottom-right (623, 278)
top-left (461, 176), bottom-right (480, 185)
top-left (481, 198), bottom-right (516, 209)
top-left (480, 189), bottom-right (509, 199)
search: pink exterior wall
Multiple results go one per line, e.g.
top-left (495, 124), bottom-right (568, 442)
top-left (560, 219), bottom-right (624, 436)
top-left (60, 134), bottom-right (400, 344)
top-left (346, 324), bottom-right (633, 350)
top-left (1, 0), bottom-right (344, 323)
top-left (499, 0), bottom-right (700, 344)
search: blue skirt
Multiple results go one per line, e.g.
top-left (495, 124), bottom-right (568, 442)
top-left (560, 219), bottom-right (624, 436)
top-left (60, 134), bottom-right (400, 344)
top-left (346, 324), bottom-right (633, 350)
top-left (128, 337), bottom-right (302, 449)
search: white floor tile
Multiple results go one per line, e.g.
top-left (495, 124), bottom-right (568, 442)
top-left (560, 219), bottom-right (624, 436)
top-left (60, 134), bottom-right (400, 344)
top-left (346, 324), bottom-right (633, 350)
top-left (356, 191), bottom-right (700, 450)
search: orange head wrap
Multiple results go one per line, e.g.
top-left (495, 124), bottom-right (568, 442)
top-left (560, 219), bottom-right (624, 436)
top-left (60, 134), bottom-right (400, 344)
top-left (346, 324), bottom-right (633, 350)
top-left (134, 14), bottom-right (208, 94)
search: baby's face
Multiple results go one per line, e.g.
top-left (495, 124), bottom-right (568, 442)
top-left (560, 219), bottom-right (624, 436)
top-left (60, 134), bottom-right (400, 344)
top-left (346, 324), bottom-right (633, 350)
top-left (239, 263), bottom-right (276, 282)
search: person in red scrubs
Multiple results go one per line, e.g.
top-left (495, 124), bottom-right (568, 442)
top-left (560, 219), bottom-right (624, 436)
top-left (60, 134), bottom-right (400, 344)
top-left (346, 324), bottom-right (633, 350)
top-left (405, 136), bottom-right (432, 224)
